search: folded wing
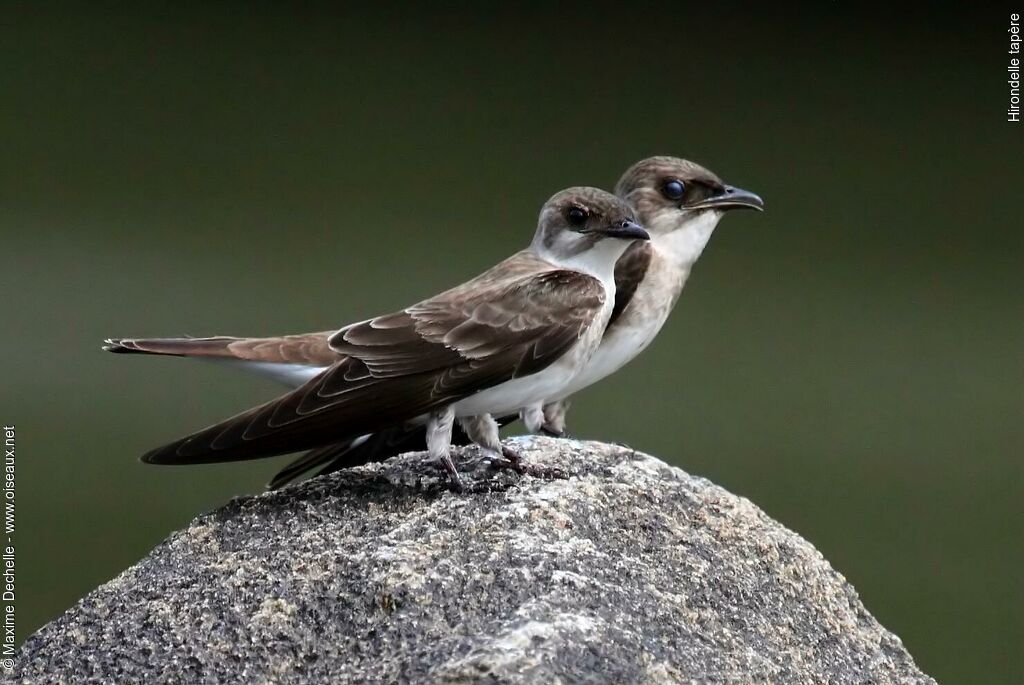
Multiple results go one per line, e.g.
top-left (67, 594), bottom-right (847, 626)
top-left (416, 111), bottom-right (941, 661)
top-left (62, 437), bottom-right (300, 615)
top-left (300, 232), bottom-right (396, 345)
top-left (143, 262), bottom-right (604, 465)
top-left (268, 243), bottom-right (658, 487)
top-left (608, 241), bottom-right (653, 328)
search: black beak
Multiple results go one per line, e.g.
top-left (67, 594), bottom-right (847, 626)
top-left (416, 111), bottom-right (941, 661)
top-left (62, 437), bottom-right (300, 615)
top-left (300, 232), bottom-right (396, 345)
top-left (688, 185), bottom-right (765, 212)
top-left (600, 219), bottom-right (650, 241)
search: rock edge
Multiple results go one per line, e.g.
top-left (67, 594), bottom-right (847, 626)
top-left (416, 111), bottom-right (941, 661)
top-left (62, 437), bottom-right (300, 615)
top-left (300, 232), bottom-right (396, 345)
top-left (16, 438), bottom-right (935, 684)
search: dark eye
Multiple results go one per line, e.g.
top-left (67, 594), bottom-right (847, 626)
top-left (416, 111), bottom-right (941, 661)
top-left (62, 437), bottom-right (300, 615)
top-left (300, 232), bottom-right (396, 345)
top-left (566, 206), bottom-right (589, 226)
top-left (662, 179), bottom-right (685, 200)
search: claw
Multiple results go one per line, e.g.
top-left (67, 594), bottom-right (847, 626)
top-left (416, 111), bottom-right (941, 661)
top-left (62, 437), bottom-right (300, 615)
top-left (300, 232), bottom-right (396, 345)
top-left (435, 453), bottom-right (468, 492)
top-left (490, 445), bottom-right (568, 481)
top-left (437, 452), bottom-right (517, 494)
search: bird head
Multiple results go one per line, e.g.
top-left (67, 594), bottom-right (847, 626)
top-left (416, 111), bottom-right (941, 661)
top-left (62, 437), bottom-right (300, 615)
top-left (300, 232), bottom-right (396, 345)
top-left (615, 156), bottom-right (763, 242)
top-left (532, 187), bottom-right (649, 278)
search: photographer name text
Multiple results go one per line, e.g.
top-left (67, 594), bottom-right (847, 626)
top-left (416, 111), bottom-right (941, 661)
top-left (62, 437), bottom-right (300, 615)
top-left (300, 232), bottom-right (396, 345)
top-left (2, 425), bottom-right (14, 672)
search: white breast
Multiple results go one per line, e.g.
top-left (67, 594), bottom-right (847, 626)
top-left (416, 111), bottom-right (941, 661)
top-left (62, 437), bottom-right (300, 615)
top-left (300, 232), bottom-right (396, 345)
top-left (554, 212), bottom-right (721, 400)
top-left (452, 290), bottom-right (613, 417)
top-left (552, 256), bottom-right (679, 400)
top-left (202, 237), bottom-right (643, 417)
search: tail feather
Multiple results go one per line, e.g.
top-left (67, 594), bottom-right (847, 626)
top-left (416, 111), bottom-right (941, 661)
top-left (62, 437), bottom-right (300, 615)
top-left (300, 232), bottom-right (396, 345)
top-left (266, 425), bottom-right (437, 490)
top-left (103, 336), bottom-right (241, 358)
top-left (266, 441), bottom-right (362, 490)
top-left (266, 415), bottom-right (518, 490)
top-left (103, 332), bottom-right (338, 368)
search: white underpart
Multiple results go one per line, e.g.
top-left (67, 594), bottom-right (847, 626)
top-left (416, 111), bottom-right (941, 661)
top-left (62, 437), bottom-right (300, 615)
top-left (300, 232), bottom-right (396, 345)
top-left (451, 238), bottom-right (628, 418)
top-left (426, 406), bottom-right (456, 462)
top-left (207, 358), bottom-right (327, 388)
top-left (532, 232), bottom-right (631, 284)
top-left (200, 231), bottom-right (651, 422)
top-left (520, 404), bottom-right (545, 433)
top-left (348, 433), bottom-right (371, 449)
top-left (459, 415), bottom-right (502, 452)
top-left (552, 210), bottom-right (722, 401)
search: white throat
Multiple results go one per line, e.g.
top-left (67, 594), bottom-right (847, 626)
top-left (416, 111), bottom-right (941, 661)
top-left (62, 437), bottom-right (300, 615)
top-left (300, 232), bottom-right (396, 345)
top-left (534, 238), bottom-right (632, 287)
top-left (649, 210), bottom-right (722, 270)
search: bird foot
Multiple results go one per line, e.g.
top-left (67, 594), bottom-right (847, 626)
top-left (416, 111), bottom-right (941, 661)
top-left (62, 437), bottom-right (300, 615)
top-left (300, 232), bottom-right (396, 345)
top-left (539, 425), bottom-right (574, 439)
top-left (434, 454), bottom-right (516, 494)
top-left (489, 445), bottom-right (568, 480)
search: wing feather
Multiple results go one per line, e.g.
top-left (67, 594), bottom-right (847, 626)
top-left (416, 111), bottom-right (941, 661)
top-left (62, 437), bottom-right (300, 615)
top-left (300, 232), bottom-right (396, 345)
top-left (143, 258), bottom-right (605, 465)
top-left (609, 242), bottom-right (653, 329)
top-left (263, 245), bottom-right (655, 485)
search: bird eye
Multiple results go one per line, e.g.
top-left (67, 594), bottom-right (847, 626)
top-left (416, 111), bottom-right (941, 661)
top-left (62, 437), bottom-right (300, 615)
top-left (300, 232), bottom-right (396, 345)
top-left (566, 206), bottom-right (589, 226)
top-left (662, 179), bottom-right (685, 200)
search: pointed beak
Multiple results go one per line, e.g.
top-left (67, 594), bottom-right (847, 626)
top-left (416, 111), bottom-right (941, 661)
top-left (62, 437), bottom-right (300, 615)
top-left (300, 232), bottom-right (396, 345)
top-left (600, 219), bottom-right (650, 241)
top-left (688, 185), bottom-right (765, 212)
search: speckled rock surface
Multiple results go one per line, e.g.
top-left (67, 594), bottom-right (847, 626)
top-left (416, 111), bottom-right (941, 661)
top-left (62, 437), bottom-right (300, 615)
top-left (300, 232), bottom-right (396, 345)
top-left (16, 438), bottom-right (935, 684)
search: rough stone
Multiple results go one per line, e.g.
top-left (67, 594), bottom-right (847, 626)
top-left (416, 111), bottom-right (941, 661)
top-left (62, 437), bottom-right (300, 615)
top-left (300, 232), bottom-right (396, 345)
top-left (16, 438), bottom-right (935, 684)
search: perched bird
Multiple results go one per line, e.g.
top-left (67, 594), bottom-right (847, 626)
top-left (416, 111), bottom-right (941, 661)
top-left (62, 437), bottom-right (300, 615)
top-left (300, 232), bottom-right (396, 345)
top-left (526, 156), bottom-right (764, 433)
top-left (106, 188), bottom-right (649, 490)
top-left (266, 156), bottom-right (764, 489)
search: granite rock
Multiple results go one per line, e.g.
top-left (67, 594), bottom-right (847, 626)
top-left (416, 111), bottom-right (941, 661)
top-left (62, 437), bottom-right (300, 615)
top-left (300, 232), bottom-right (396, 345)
top-left (16, 437), bottom-right (935, 684)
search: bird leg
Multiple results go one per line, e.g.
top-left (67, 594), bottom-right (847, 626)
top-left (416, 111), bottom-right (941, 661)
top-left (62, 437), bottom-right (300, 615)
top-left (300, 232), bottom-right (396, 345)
top-left (460, 414), bottom-right (567, 481)
top-left (459, 414), bottom-right (508, 467)
top-left (429, 412), bottom-right (512, 494)
top-left (540, 400), bottom-right (571, 438)
top-left (523, 401), bottom-right (572, 439)
top-left (427, 406), bottom-right (464, 491)
top-left (519, 403), bottom-right (545, 434)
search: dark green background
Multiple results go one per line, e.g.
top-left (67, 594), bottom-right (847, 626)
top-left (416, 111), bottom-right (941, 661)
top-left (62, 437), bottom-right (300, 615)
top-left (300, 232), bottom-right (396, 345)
top-left (3, 6), bottom-right (1020, 683)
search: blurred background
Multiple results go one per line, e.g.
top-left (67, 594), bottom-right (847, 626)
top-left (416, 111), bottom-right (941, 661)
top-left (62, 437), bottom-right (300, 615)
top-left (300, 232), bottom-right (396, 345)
top-left (3, 5), bottom-right (1020, 683)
